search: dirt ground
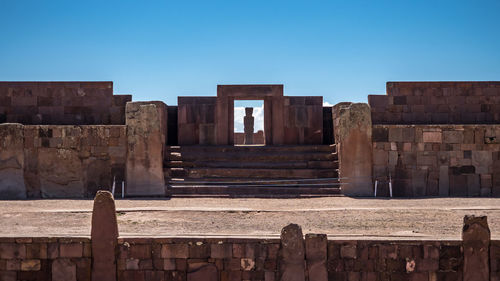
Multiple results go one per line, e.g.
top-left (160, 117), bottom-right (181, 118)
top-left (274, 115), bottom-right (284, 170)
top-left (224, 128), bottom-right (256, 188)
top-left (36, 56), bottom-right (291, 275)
top-left (1, 197), bottom-right (499, 239)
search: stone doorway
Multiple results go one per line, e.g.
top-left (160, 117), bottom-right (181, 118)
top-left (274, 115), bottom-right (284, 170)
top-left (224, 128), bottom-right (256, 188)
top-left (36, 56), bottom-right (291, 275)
top-left (216, 85), bottom-right (284, 145)
top-left (233, 100), bottom-right (265, 145)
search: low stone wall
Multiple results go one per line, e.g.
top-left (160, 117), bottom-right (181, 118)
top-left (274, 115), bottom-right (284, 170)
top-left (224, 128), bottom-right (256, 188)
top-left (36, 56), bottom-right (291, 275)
top-left (372, 124), bottom-right (500, 197)
top-left (0, 124), bottom-right (127, 199)
top-left (0, 237), bottom-right (91, 281)
top-left (0, 192), bottom-right (498, 280)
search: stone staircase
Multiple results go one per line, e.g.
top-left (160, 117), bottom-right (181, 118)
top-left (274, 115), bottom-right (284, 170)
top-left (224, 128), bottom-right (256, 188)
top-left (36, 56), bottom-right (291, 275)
top-left (164, 145), bottom-right (341, 197)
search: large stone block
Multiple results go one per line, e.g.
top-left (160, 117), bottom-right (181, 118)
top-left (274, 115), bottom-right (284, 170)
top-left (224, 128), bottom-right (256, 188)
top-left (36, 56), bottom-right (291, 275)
top-left (305, 234), bottom-right (327, 281)
top-left (125, 102), bottom-right (166, 196)
top-left (38, 148), bottom-right (85, 198)
top-left (333, 103), bottom-right (373, 196)
top-left (0, 123), bottom-right (27, 199)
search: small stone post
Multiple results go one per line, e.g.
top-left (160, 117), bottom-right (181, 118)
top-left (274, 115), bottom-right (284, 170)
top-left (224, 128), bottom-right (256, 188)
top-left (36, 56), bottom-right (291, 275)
top-left (462, 215), bottom-right (490, 281)
top-left (279, 224), bottom-right (305, 281)
top-left (305, 234), bottom-right (328, 281)
top-left (91, 191), bottom-right (119, 281)
top-left (244, 107), bottom-right (254, 145)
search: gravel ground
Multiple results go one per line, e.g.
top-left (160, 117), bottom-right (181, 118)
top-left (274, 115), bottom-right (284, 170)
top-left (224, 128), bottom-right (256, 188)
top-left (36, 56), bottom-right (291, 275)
top-left (1, 197), bottom-right (499, 239)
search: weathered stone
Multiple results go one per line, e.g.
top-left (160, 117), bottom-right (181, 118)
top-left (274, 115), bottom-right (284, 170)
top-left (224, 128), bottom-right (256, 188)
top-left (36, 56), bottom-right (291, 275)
top-left (20, 259), bottom-right (41, 271)
top-left (125, 102), bottom-right (166, 196)
top-left (333, 103), bottom-right (372, 196)
top-left (91, 191), bottom-right (119, 281)
top-left (52, 259), bottom-right (76, 281)
top-left (187, 263), bottom-right (218, 281)
top-left (423, 131), bottom-right (442, 143)
top-left (0, 123), bottom-right (27, 199)
top-left (305, 234), bottom-right (327, 281)
top-left (462, 215), bottom-right (490, 281)
top-left (279, 224), bottom-right (305, 281)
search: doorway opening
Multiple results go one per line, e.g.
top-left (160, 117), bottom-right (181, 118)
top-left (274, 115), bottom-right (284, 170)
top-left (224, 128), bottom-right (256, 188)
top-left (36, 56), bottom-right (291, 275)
top-left (233, 100), bottom-right (265, 145)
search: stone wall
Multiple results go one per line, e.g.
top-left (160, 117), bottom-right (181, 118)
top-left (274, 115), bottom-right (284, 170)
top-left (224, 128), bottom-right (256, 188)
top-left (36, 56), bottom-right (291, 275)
top-left (372, 124), bottom-right (500, 197)
top-left (0, 237), bottom-right (92, 281)
top-left (369, 81), bottom-right (500, 124)
top-left (177, 97), bottom-right (217, 145)
top-left (2, 234), bottom-right (498, 281)
top-left (0, 82), bottom-right (131, 125)
top-left (283, 96), bottom-right (323, 145)
top-left (1, 192), bottom-right (497, 280)
top-left (0, 124), bottom-right (127, 199)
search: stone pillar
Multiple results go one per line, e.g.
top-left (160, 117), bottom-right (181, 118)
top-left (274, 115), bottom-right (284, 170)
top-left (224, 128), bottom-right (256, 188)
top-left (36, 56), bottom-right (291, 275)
top-left (279, 224), bottom-right (305, 281)
top-left (91, 191), bottom-right (119, 281)
top-left (305, 234), bottom-right (328, 281)
top-left (0, 123), bottom-right (27, 199)
top-left (244, 107), bottom-right (254, 144)
top-left (462, 215), bottom-right (490, 281)
top-left (125, 102), bottom-right (166, 196)
top-left (333, 103), bottom-right (373, 196)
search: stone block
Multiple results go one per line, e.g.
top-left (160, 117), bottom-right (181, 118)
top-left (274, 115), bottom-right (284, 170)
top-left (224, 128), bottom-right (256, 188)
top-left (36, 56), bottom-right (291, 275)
top-left (125, 102), bottom-right (166, 196)
top-left (388, 127), bottom-right (403, 142)
top-left (21, 259), bottom-right (41, 271)
top-left (334, 103), bottom-right (373, 196)
top-left (211, 244), bottom-right (232, 259)
top-left (0, 123), bottom-right (27, 199)
top-left (372, 127), bottom-right (388, 142)
top-left (443, 130), bottom-right (463, 144)
top-left (52, 259), bottom-right (77, 281)
top-left (422, 132), bottom-right (442, 143)
top-left (449, 175), bottom-right (468, 196)
top-left (438, 166), bottom-right (449, 196)
top-left (305, 234), bottom-right (327, 281)
top-left (187, 264), bottom-right (218, 281)
top-left (162, 244), bottom-right (189, 259)
top-left (59, 243), bottom-right (82, 258)
top-left (467, 174), bottom-right (480, 197)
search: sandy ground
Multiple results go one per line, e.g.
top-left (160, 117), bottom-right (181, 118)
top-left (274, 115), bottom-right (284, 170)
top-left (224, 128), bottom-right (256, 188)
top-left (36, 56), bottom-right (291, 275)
top-left (1, 197), bottom-right (499, 239)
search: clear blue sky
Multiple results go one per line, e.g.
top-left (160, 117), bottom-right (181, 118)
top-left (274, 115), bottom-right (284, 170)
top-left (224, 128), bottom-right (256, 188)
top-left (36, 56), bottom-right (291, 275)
top-left (1, 0), bottom-right (499, 105)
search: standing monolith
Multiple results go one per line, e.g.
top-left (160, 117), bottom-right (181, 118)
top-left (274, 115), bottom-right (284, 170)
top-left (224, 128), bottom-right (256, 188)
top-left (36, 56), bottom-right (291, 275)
top-left (333, 103), bottom-right (373, 196)
top-left (279, 224), bottom-right (305, 281)
top-left (462, 215), bottom-right (490, 281)
top-left (91, 191), bottom-right (119, 281)
top-left (244, 107), bottom-right (254, 145)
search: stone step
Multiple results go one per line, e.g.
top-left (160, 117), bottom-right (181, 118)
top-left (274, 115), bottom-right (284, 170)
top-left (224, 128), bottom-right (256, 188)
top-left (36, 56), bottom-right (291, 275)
top-left (168, 177), bottom-right (340, 185)
top-left (168, 145), bottom-right (336, 154)
top-left (183, 168), bottom-right (337, 179)
top-left (168, 152), bottom-right (337, 162)
top-left (166, 160), bottom-right (338, 169)
top-left (167, 186), bottom-right (341, 197)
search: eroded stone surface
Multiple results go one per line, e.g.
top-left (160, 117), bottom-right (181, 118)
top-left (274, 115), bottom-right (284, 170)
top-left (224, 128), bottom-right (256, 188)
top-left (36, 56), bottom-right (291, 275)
top-left (279, 223), bottom-right (305, 281)
top-left (0, 123), bottom-right (27, 199)
top-left (334, 103), bottom-right (373, 196)
top-left (91, 191), bottom-right (119, 281)
top-left (305, 234), bottom-right (327, 281)
top-left (126, 102), bottom-right (166, 196)
top-left (462, 215), bottom-right (490, 281)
